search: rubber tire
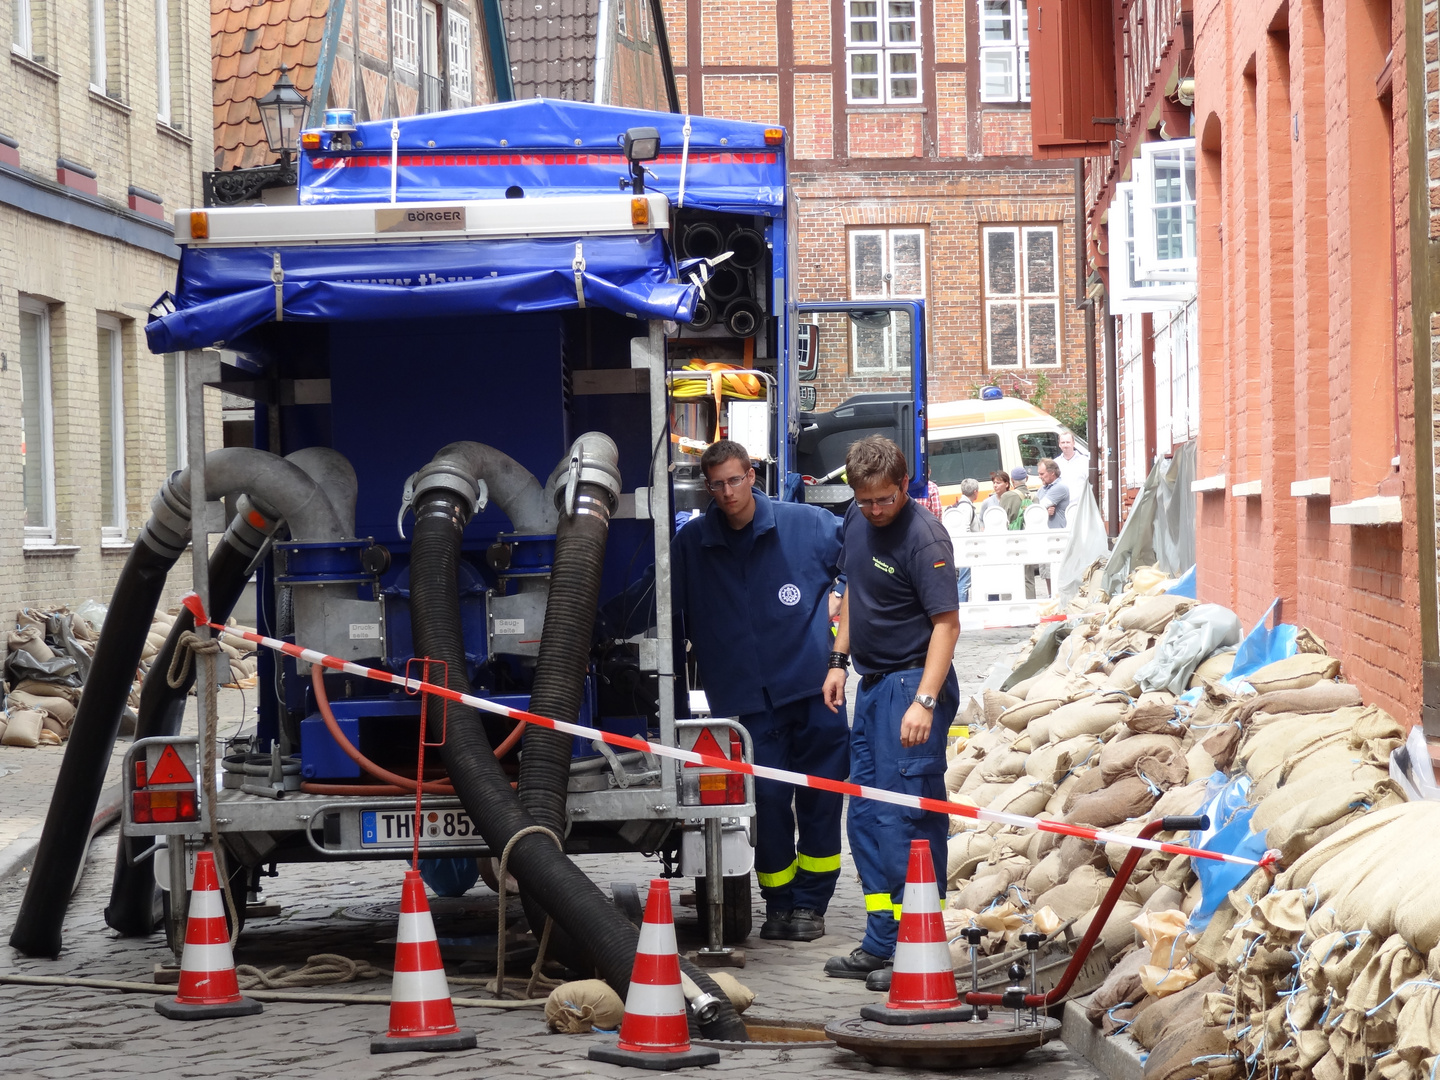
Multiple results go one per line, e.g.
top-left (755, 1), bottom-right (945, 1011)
top-left (694, 874), bottom-right (752, 945)
top-left (162, 860), bottom-right (249, 955)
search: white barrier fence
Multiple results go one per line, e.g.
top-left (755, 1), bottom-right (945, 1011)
top-left (943, 503), bottom-right (1071, 630)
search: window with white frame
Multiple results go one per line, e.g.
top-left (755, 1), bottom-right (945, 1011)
top-left (13, 0), bottom-right (34, 57)
top-left (848, 228), bottom-right (925, 372)
top-left (164, 352), bottom-right (187, 472)
top-left (637, 0), bottom-right (649, 41)
top-left (392, 0), bottom-right (418, 71)
top-left (97, 318), bottom-right (126, 541)
top-left (979, 0), bottom-right (1028, 103)
top-left (20, 300), bottom-right (56, 544)
top-left (1106, 183), bottom-right (1195, 313)
top-left (1132, 139), bottom-right (1197, 280)
top-left (446, 8), bottom-right (471, 103)
top-left (1121, 315), bottom-right (1146, 486)
top-left (90, 0), bottom-right (106, 91)
top-left (846, 0), bottom-right (922, 104)
top-left (982, 224), bottom-right (1060, 369)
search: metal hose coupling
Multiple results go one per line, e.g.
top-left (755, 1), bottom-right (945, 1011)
top-left (398, 461), bottom-right (489, 537)
top-left (139, 470), bottom-right (196, 558)
top-left (554, 432), bottom-right (622, 519)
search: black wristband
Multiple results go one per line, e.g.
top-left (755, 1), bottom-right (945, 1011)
top-left (827, 651), bottom-right (850, 670)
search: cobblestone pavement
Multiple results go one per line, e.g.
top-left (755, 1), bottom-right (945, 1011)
top-left (0, 630), bottom-right (1099, 1080)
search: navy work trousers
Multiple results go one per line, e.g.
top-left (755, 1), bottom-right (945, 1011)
top-left (847, 665), bottom-right (959, 958)
top-left (739, 693), bottom-right (850, 915)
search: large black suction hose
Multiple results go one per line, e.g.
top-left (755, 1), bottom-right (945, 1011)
top-left (517, 433), bottom-right (621, 839)
top-left (408, 463), bottom-right (746, 1039)
top-left (10, 449), bottom-right (346, 958)
top-left (103, 493), bottom-right (283, 936)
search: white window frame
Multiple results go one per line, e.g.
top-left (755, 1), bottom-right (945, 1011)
top-left (1132, 139), bottom-right (1198, 281)
top-left (848, 227), bottom-right (926, 373)
top-left (164, 351), bottom-right (188, 472)
top-left (90, 0), bottom-right (106, 91)
top-left (20, 299), bottom-right (56, 546)
top-left (981, 224), bottom-right (1061, 370)
top-left (156, 0), bottom-right (171, 123)
top-left (1121, 315), bottom-right (1146, 487)
top-left (392, 0), bottom-right (418, 72)
top-left (845, 0), bottom-right (923, 105)
top-left (978, 0), bottom-right (1028, 103)
top-left (616, 0), bottom-right (626, 37)
top-left (1106, 183), bottom-right (1195, 313)
top-left (98, 316), bottom-right (126, 542)
top-left (446, 8), bottom-right (471, 103)
top-left (13, 0), bottom-right (32, 57)
top-left (637, 0), bottom-right (649, 41)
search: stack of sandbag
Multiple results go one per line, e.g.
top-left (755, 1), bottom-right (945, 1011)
top-left (141, 609), bottom-right (261, 689)
top-left (2, 606), bottom-right (99, 747)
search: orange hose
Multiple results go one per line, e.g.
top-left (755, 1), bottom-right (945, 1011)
top-left (300, 780), bottom-right (447, 795)
top-left (492, 716), bottom-right (526, 758)
top-left (310, 664), bottom-right (455, 794)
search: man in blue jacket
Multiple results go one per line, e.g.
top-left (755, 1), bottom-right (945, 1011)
top-left (673, 440), bottom-right (849, 942)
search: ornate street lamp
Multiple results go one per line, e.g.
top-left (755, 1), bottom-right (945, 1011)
top-left (204, 66), bottom-right (311, 206)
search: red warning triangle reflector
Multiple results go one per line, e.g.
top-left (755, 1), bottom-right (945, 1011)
top-left (685, 727), bottom-right (728, 768)
top-left (148, 744), bottom-right (194, 785)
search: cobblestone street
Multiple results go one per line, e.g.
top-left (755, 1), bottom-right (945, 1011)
top-left (0, 629), bottom-right (1100, 1080)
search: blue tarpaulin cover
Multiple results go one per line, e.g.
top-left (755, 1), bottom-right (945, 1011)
top-left (145, 232), bottom-right (697, 354)
top-left (298, 99), bottom-right (787, 216)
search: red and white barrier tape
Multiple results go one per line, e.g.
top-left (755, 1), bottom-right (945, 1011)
top-left (183, 595), bottom-right (1271, 869)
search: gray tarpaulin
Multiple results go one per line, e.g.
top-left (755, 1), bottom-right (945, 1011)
top-left (1054, 489), bottom-right (1112, 609)
top-left (1100, 440), bottom-right (1197, 596)
top-left (1135, 603), bottom-right (1242, 695)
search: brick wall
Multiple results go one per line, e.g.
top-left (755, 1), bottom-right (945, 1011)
top-left (1192, 0), bottom-right (1422, 724)
top-left (699, 0), bottom-right (775, 64)
top-left (979, 110), bottom-right (1032, 156)
top-left (701, 74), bottom-right (780, 123)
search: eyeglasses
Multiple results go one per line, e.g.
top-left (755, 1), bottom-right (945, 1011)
top-left (704, 473), bottom-right (751, 493)
top-left (856, 492), bottom-right (899, 510)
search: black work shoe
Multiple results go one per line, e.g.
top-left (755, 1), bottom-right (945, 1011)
top-left (865, 967), bottom-right (892, 993)
top-left (760, 911), bottom-right (793, 940)
top-left (824, 947), bottom-right (891, 979)
top-left (783, 908), bottom-right (825, 941)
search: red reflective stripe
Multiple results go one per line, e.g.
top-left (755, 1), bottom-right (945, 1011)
top-left (629, 950), bottom-right (684, 985)
top-left (392, 939), bottom-right (446, 972)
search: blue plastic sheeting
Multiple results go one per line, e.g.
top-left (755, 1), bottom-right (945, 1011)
top-left (1226, 599), bottom-right (1298, 684)
top-left (145, 232), bottom-right (697, 354)
top-left (1188, 773), bottom-right (1268, 928)
top-left (299, 100), bottom-right (787, 216)
top-left (1166, 566), bottom-right (1197, 598)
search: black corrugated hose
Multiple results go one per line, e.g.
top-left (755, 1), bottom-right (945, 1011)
top-left (408, 489), bottom-right (747, 1040)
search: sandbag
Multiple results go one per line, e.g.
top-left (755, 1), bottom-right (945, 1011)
top-left (1033, 695), bottom-right (1133, 745)
top-left (1034, 864), bottom-right (1110, 922)
top-left (6, 690), bottom-right (75, 727)
top-left (1085, 945), bottom-right (1149, 1025)
top-left (1099, 734), bottom-right (1187, 787)
top-left (1046, 772), bottom-right (1087, 816)
top-left (1128, 691), bottom-right (1183, 735)
top-left (997, 697), bottom-right (1066, 732)
top-left (982, 689), bottom-right (1023, 724)
top-left (706, 971), bottom-right (755, 1013)
top-left (1188, 651), bottom-right (1234, 687)
top-left (1, 708), bottom-right (44, 748)
top-left (1116, 594), bottom-right (1195, 633)
top-left (1130, 972), bottom-right (1224, 1052)
top-left (1065, 775), bottom-right (1161, 829)
top-left (545, 979), bottom-right (625, 1033)
top-left (1026, 733), bottom-right (1101, 783)
top-left (945, 753), bottom-right (980, 795)
top-left (1104, 648), bottom-right (1156, 694)
top-left (1243, 653), bottom-right (1341, 694)
top-left (947, 833), bottom-right (996, 889)
top-left (1074, 899), bottom-right (1143, 960)
top-left (1024, 850), bottom-right (1065, 895)
top-left (977, 749), bottom-right (1029, 784)
top-left (984, 775), bottom-right (1054, 819)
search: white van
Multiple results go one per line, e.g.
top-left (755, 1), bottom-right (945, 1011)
top-left (927, 396), bottom-right (1083, 506)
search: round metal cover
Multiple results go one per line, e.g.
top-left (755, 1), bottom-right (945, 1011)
top-left (824, 1013), bottom-right (1060, 1070)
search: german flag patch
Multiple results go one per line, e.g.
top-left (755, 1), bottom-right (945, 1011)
top-left (933, 560), bottom-right (946, 569)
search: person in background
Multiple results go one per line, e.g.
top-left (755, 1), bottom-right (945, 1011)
top-left (978, 471), bottom-right (1023, 526)
top-left (953, 477), bottom-right (979, 601)
top-left (923, 478), bottom-right (943, 516)
top-left (672, 441), bottom-right (850, 943)
top-left (1056, 431), bottom-right (1090, 502)
top-left (821, 436), bottom-right (960, 981)
top-left (1036, 457), bottom-right (1071, 529)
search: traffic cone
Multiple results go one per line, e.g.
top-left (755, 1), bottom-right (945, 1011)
top-left (370, 869), bottom-right (477, 1053)
top-left (155, 851), bottom-right (263, 1020)
top-left (860, 839), bottom-right (972, 1025)
top-left (588, 879), bottom-right (721, 1070)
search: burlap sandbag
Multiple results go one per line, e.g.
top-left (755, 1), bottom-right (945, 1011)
top-left (1074, 899), bottom-right (1143, 959)
top-left (978, 748), bottom-right (1029, 784)
top-left (6, 690), bottom-right (75, 727)
top-left (1142, 1021), bottom-right (1232, 1080)
top-left (1104, 648), bottom-right (1156, 695)
top-left (1267, 780), bottom-right (1403, 864)
top-left (1277, 800), bottom-right (1414, 893)
top-left (1084, 945), bottom-right (1149, 1024)
top-left (1046, 772), bottom-right (1087, 816)
top-left (984, 775), bottom-right (1054, 819)
top-left (1243, 652), bottom-right (1342, 694)
top-left (706, 971), bottom-right (755, 1013)
top-left (1065, 775), bottom-right (1161, 829)
top-left (11, 679), bottom-right (80, 703)
top-left (1007, 674), bottom-right (1036, 699)
top-left (1184, 742), bottom-right (1216, 783)
top-left (945, 753), bottom-right (980, 795)
top-left (1022, 667), bottom-right (1096, 707)
top-left (947, 832), bottom-right (996, 889)
top-left (983, 688), bottom-right (1023, 724)
top-left (1034, 864), bottom-right (1110, 922)
top-left (1128, 691), bottom-right (1183, 735)
top-left (1099, 734), bottom-right (1187, 787)
top-left (1024, 850), bottom-right (1065, 895)
top-left (953, 856), bottom-right (1031, 912)
top-left (6, 626), bottom-right (54, 662)
top-left (1117, 594), bottom-right (1195, 634)
top-left (1130, 972), bottom-right (1223, 1052)
top-left (1187, 651), bottom-right (1234, 687)
top-left (1026, 733), bottom-right (1102, 783)
top-left (1234, 710), bottom-right (1353, 783)
top-left (997, 696), bottom-right (1066, 732)
top-left (545, 979), bottom-right (625, 1033)
top-left (1, 708), bottom-right (44, 748)
top-left (1032, 695), bottom-right (1133, 746)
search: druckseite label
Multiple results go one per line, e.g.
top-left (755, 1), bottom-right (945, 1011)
top-left (374, 206), bottom-right (467, 233)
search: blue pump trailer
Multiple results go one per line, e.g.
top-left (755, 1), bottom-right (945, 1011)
top-left (130, 99), bottom-right (930, 958)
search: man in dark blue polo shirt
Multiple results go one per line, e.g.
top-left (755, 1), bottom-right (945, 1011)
top-left (822, 435), bottom-right (960, 980)
top-left (672, 441), bottom-right (850, 942)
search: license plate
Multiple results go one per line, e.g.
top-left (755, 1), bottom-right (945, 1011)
top-left (361, 809), bottom-right (479, 848)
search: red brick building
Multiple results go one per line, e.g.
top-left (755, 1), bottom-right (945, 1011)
top-left (661, 0), bottom-right (1093, 433)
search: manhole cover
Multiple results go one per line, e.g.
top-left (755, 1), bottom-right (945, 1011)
top-left (825, 1013), bottom-right (1059, 1069)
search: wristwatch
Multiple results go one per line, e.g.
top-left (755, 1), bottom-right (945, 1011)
top-left (913, 693), bottom-right (937, 711)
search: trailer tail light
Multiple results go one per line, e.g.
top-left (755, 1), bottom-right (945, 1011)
top-left (132, 789), bottom-right (199, 824)
top-left (301, 132), bottom-right (322, 151)
top-left (134, 761), bottom-right (148, 788)
top-left (764, 128), bottom-right (784, 146)
top-left (188, 211), bottom-right (209, 240)
top-left (631, 197), bottom-right (650, 228)
top-left (682, 726), bottom-right (746, 806)
top-left (723, 729), bottom-right (744, 803)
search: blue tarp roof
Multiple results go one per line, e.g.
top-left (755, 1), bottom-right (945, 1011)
top-left (145, 232), bottom-right (696, 354)
top-left (298, 99), bottom-right (787, 216)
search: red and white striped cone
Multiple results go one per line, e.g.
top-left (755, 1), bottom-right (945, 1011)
top-left (588, 879), bottom-right (721, 1070)
top-left (155, 851), bottom-right (263, 1020)
top-left (370, 869), bottom-right (477, 1053)
top-left (860, 839), bottom-right (972, 1025)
